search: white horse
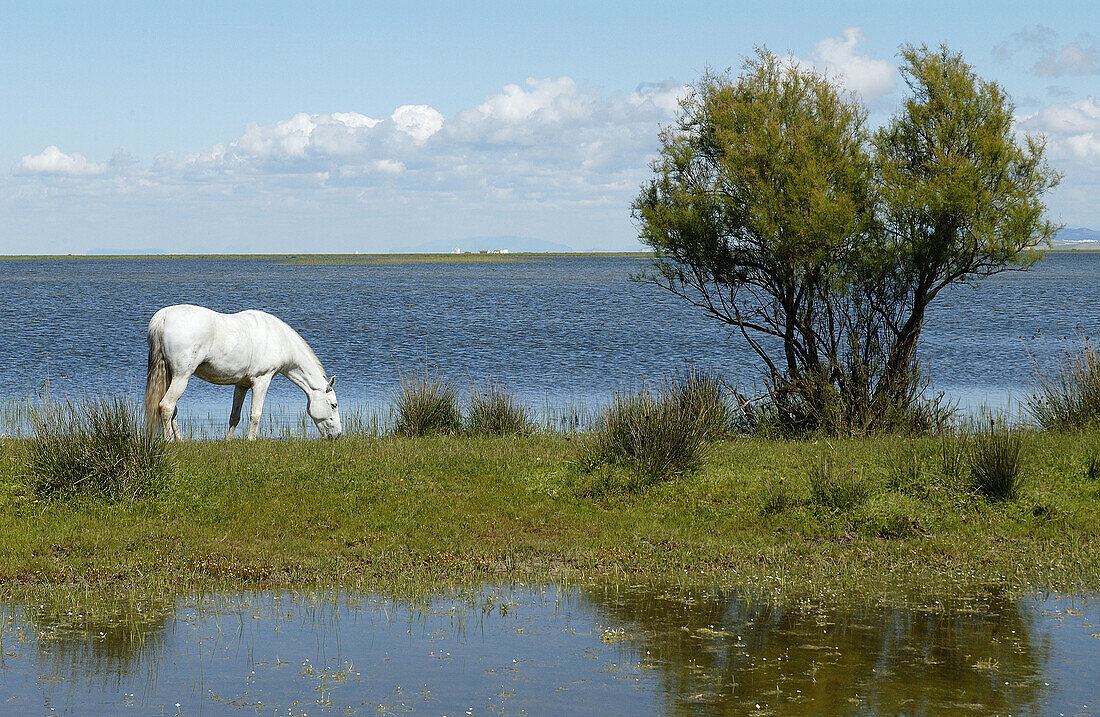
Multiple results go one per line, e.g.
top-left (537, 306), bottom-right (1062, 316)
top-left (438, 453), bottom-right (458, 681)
top-left (145, 304), bottom-right (342, 441)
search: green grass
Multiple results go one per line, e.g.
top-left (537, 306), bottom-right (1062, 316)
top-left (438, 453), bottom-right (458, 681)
top-left (578, 386), bottom-right (709, 492)
top-left (1, 429), bottom-right (1098, 606)
top-left (967, 416), bottom-right (1025, 500)
top-left (23, 397), bottom-right (171, 502)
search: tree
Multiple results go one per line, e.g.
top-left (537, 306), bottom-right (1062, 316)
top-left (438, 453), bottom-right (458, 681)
top-left (634, 46), bottom-right (1059, 435)
top-left (872, 45), bottom-right (1061, 406)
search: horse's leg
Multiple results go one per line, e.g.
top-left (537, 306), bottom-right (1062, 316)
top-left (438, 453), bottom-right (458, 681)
top-left (246, 374), bottom-right (274, 440)
top-left (159, 373), bottom-right (191, 442)
top-left (226, 384), bottom-right (248, 440)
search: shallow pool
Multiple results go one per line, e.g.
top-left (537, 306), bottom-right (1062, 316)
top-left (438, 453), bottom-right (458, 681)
top-left (1, 584), bottom-right (1096, 714)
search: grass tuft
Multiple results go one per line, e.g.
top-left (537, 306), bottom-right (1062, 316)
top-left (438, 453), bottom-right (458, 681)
top-left (756, 474), bottom-right (801, 515)
top-left (1027, 341), bottom-right (1100, 430)
top-left (967, 415), bottom-right (1024, 501)
top-left (666, 369), bottom-right (734, 441)
top-left (392, 371), bottom-right (462, 437)
top-left (466, 382), bottom-right (533, 436)
top-left (578, 386), bottom-right (708, 491)
top-left (25, 396), bottom-right (171, 502)
top-left (938, 431), bottom-right (968, 485)
top-left (808, 455), bottom-right (869, 511)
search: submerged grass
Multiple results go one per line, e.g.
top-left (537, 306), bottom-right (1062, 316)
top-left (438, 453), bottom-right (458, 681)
top-left (2, 428), bottom-right (1097, 605)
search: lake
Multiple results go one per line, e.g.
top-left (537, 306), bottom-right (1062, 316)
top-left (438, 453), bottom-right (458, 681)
top-left (1, 584), bottom-right (1096, 714)
top-left (1, 252), bottom-right (1098, 433)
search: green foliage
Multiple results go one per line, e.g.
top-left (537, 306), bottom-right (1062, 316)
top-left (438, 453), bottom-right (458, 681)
top-left (734, 374), bottom-right (954, 439)
top-left (579, 387), bottom-right (709, 492)
top-left (967, 416), bottom-right (1024, 501)
top-left (938, 431), bottom-right (968, 484)
top-left (466, 382), bottom-right (534, 436)
top-left (1027, 341), bottom-right (1100, 430)
top-left (392, 371), bottom-right (462, 437)
top-left (634, 45), bottom-right (1059, 437)
top-left (25, 396), bottom-right (170, 502)
top-left (872, 45), bottom-right (1062, 403)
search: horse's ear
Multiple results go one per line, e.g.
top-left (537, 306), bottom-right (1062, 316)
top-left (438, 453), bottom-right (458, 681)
top-left (327, 376), bottom-right (336, 391)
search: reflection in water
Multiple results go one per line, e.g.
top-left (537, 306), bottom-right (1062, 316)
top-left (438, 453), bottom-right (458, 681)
top-left (0, 585), bottom-right (1095, 715)
top-left (33, 606), bottom-right (170, 688)
top-left (580, 585), bottom-right (1053, 715)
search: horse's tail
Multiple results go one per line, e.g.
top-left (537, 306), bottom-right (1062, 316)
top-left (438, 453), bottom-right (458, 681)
top-left (144, 314), bottom-right (170, 435)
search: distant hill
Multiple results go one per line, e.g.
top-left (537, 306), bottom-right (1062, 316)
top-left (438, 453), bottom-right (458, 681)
top-left (1051, 227), bottom-right (1100, 249)
top-left (392, 235), bottom-right (573, 253)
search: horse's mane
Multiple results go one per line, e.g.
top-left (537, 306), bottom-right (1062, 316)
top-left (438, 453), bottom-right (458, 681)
top-left (284, 320), bottom-right (326, 376)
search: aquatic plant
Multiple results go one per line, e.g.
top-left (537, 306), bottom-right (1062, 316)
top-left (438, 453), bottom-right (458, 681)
top-left (1027, 341), bottom-right (1100, 430)
top-left (392, 370), bottom-right (462, 437)
top-left (466, 382), bottom-right (533, 436)
top-left (25, 396), bottom-right (171, 502)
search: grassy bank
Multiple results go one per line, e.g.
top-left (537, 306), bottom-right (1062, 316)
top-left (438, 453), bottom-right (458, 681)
top-left (2, 430), bottom-right (1099, 605)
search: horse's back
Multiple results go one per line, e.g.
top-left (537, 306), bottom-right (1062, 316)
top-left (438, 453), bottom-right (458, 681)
top-left (151, 305), bottom-right (300, 381)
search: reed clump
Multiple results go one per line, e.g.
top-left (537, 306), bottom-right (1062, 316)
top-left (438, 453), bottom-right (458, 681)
top-left (25, 396), bottom-right (171, 502)
top-left (1027, 341), bottom-right (1100, 430)
top-left (666, 369), bottom-right (734, 440)
top-left (966, 415), bottom-right (1024, 501)
top-left (466, 382), bottom-right (533, 436)
top-left (392, 371), bottom-right (462, 437)
top-left (579, 385), bottom-right (708, 492)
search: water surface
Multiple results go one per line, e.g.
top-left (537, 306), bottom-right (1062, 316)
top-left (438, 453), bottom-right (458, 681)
top-left (2, 584), bottom-right (1097, 714)
top-left (2, 253), bottom-right (1098, 431)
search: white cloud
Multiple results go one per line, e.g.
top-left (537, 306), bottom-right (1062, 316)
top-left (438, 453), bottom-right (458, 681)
top-left (992, 26), bottom-right (1098, 78)
top-left (3, 77), bottom-right (691, 251)
top-left (14, 146), bottom-right (106, 176)
top-left (1015, 98), bottom-right (1100, 227)
top-left (791, 27), bottom-right (896, 102)
top-left (1018, 98), bottom-right (1100, 159)
top-left (471, 77), bottom-right (590, 124)
top-left (371, 159), bottom-right (406, 174)
top-left (1035, 43), bottom-right (1098, 76)
top-left (391, 104), bottom-right (444, 143)
top-left (992, 24), bottom-right (1058, 63)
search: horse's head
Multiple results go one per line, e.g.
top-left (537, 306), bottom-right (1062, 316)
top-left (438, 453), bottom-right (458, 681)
top-left (307, 375), bottom-right (343, 439)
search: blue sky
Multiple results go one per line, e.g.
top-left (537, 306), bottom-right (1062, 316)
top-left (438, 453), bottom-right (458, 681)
top-left (3, 1), bottom-right (1099, 253)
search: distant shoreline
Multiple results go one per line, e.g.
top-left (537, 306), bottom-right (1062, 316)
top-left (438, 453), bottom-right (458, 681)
top-left (5, 248), bottom-right (1100, 259)
top-left (0, 251), bottom-right (655, 261)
